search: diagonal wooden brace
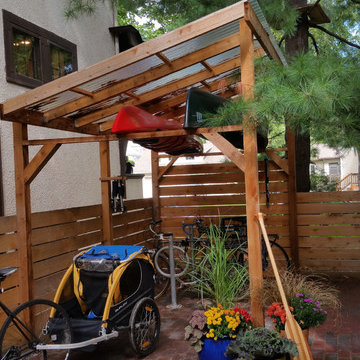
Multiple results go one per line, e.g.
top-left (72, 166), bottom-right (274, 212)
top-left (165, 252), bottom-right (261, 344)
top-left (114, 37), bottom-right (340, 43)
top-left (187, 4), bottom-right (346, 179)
top-left (24, 143), bottom-right (61, 184)
top-left (203, 132), bottom-right (245, 172)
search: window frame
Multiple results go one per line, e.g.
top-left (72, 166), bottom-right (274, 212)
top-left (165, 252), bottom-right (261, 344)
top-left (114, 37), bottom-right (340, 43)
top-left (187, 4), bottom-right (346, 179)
top-left (3, 10), bottom-right (78, 88)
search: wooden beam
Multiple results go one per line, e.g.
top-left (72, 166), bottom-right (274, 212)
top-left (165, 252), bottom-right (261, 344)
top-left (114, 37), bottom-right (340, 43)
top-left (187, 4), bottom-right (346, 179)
top-left (118, 124), bottom-right (243, 140)
top-left (244, 2), bottom-right (284, 64)
top-left (3, 2), bottom-right (246, 116)
top-left (265, 149), bottom-right (289, 174)
top-left (286, 128), bottom-right (299, 268)
top-left (151, 151), bottom-right (161, 220)
top-left (71, 87), bottom-right (94, 97)
top-left (201, 60), bottom-right (215, 74)
top-left (24, 143), bottom-right (61, 184)
top-left (156, 52), bottom-right (173, 67)
top-left (23, 134), bottom-right (118, 146)
top-left (158, 156), bottom-right (180, 180)
top-left (3, 109), bottom-right (100, 135)
top-left (240, 17), bottom-right (264, 327)
top-left (203, 132), bottom-right (245, 172)
top-left (13, 123), bottom-right (33, 305)
top-left (99, 141), bottom-right (113, 245)
top-left (97, 57), bottom-right (241, 131)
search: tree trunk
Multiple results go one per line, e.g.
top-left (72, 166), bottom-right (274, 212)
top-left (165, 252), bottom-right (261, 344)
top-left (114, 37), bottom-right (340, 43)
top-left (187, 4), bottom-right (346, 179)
top-left (285, 1), bottom-right (311, 192)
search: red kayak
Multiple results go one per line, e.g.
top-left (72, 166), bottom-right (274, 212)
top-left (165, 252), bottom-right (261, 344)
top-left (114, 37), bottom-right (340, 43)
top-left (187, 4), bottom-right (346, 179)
top-left (112, 105), bottom-right (203, 155)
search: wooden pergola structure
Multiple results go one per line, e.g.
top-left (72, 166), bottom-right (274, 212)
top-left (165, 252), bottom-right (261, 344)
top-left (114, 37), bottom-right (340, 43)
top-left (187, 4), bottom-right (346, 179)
top-left (0, 1), bottom-right (291, 326)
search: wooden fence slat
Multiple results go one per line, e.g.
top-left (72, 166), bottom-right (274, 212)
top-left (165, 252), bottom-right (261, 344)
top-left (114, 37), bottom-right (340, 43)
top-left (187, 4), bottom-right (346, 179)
top-left (31, 205), bottom-right (101, 228)
top-left (299, 237), bottom-right (360, 248)
top-left (297, 191), bottom-right (360, 203)
top-left (297, 213), bottom-right (360, 225)
top-left (32, 231), bottom-right (102, 262)
top-left (297, 225), bottom-right (360, 237)
top-left (112, 208), bottom-right (153, 227)
top-left (31, 217), bottom-right (102, 245)
top-left (297, 203), bottom-right (360, 214)
top-left (0, 216), bottom-right (16, 234)
top-left (0, 233), bottom-right (18, 253)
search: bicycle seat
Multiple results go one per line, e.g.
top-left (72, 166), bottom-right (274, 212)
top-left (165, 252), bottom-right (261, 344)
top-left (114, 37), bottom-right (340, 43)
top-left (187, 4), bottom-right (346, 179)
top-left (0, 267), bottom-right (18, 282)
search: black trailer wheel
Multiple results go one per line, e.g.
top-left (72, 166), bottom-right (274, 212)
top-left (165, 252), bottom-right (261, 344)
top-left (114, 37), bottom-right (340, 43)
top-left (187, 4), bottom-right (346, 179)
top-left (129, 297), bottom-right (160, 357)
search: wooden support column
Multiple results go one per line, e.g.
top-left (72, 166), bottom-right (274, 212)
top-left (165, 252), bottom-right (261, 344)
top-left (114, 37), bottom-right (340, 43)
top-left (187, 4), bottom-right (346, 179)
top-left (99, 141), bottom-right (113, 245)
top-left (240, 14), bottom-right (264, 327)
top-left (13, 123), bottom-right (33, 304)
top-left (151, 151), bottom-right (160, 220)
top-left (286, 128), bottom-right (299, 268)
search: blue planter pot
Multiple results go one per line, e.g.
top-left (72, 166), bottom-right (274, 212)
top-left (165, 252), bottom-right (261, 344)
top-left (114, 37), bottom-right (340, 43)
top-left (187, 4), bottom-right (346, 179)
top-left (198, 338), bottom-right (233, 360)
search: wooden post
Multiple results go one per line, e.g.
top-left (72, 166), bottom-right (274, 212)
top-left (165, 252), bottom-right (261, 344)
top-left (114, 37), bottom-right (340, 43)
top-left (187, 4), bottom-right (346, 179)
top-left (286, 128), bottom-right (299, 268)
top-left (99, 141), bottom-right (113, 245)
top-left (240, 15), bottom-right (264, 327)
top-left (151, 151), bottom-right (160, 220)
top-left (13, 123), bottom-right (33, 303)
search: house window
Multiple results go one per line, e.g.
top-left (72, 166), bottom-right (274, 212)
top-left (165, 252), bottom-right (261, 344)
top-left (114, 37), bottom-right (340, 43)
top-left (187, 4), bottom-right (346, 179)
top-left (3, 10), bottom-right (77, 88)
top-left (328, 162), bottom-right (340, 179)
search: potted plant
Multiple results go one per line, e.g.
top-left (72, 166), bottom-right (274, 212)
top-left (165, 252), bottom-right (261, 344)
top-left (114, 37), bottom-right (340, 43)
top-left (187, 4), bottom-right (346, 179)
top-left (226, 327), bottom-right (298, 360)
top-left (264, 271), bottom-right (340, 340)
top-left (189, 223), bottom-right (249, 308)
top-left (185, 304), bottom-right (253, 360)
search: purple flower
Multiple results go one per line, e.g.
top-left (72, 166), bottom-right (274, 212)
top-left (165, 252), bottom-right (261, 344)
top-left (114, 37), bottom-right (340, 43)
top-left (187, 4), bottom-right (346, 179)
top-left (313, 308), bottom-right (317, 311)
top-left (296, 293), bottom-right (304, 297)
top-left (300, 306), bottom-right (303, 309)
top-left (324, 311), bottom-right (328, 315)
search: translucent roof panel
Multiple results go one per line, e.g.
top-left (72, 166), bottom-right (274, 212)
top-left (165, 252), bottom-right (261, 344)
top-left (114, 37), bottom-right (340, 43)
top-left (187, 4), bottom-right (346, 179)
top-left (163, 21), bottom-right (239, 61)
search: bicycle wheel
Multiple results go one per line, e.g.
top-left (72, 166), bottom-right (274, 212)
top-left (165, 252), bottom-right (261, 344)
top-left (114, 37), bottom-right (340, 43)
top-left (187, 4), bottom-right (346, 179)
top-left (129, 297), bottom-right (160, 357)
top-left (263, 241), bottom-right (290, 277)
top-left (154, 252), bottom-right (170, 299)
top-left (154, 246), bottom-right (189, 278)
top-left (0, 299), bottom-right (72, 360)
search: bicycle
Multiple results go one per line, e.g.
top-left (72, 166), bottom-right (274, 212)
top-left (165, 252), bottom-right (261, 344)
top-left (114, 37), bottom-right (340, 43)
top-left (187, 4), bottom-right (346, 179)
top-left (0, 267), bottom-right (72, 360)
top-left (149, 220), bottom-right (190, 299)
top-left (219, 216), bottom-right (291, 275)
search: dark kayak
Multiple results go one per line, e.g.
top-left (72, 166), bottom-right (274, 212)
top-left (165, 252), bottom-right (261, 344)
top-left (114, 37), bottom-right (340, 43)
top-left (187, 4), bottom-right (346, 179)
top-left (112, 105), bottom-right (203, 155)
top-left (183, 87), bottom-right (268, 152)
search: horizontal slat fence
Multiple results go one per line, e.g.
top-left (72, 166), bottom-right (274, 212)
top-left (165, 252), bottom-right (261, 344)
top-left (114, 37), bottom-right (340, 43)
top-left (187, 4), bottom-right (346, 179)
top-left (0, 198), bottom-right (152, 321)
top-left (297, 191), bottom-right (360, 273)
top-left (158, 160), bottom-right (291, 255)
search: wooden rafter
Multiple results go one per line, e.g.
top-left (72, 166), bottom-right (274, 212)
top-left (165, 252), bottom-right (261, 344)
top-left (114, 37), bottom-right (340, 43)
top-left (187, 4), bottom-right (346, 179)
top-left (244, 2), bottom-right (283, 64)
top-left (71, 87), bottom-right (94, 97)
top-left (156, 52), bottom-right (172, 67)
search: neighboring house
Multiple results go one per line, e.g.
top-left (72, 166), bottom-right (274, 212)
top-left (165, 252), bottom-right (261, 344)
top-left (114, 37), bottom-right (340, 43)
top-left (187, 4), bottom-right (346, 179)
top-left (0, 1), bottom-right (122, 215)
top-left (129, 140), bottom-right (226, 197)
top-left (311, 144), bottom-right (359, 191)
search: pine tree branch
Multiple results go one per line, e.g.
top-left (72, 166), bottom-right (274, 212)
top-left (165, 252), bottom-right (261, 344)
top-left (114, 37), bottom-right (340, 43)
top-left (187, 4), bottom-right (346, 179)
top-left (308, 32), bottom-right (319, 55)
top-left (309, 23), bottom-right (360, 49)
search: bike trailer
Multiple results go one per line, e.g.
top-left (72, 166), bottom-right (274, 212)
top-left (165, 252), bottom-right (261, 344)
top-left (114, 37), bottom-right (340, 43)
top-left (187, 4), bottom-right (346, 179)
top-left (50, 245), bottom-right (159, 354)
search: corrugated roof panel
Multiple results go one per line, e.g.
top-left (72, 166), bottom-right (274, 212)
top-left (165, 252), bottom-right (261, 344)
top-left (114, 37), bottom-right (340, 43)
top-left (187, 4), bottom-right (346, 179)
top-left (163, 21), bottom-right (240, 61)
top-left (27, 91), bottom-right (83, 113)
top-left (134, 63), bottom-right (205, 96)
top-left (80, 55), bottom-right (163, 93)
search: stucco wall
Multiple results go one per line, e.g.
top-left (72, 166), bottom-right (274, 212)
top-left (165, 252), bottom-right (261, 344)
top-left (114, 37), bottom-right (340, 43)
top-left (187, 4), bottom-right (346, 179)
top-left (0, 0), bottom-right (121, 215)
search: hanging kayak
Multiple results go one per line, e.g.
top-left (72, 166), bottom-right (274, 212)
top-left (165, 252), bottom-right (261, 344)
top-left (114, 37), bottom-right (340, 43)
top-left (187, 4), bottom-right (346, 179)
top-left (183, 87), bottom-right (268, 153)
top-left (112, 105), bottom-right (203, 155)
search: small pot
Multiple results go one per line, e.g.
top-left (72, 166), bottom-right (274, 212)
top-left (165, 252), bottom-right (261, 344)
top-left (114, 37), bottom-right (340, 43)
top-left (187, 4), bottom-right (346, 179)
top-left (198, 338), bottom-right (233, 360)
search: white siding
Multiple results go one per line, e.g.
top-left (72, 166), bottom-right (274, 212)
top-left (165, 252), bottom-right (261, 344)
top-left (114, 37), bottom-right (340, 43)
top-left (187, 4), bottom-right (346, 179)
top-left (0, 0), bottom-right (120, 215)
